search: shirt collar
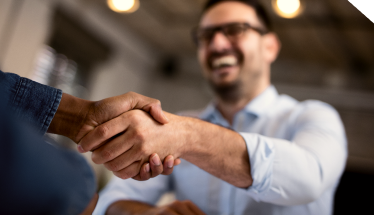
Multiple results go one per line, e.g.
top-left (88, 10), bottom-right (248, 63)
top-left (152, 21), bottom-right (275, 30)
top-left (199, 85), bottom-right (279, 121)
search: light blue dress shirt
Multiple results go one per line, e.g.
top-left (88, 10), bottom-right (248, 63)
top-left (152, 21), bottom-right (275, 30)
top-left (94, 86), bottom-right (347, 215)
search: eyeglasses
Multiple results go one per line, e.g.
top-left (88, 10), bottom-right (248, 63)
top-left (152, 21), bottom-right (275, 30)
top-left (191, 22), bottom-right (268, 46)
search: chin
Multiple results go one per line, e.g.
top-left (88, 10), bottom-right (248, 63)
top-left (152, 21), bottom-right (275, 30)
top-left (212, 77), bottom-right (238, 87)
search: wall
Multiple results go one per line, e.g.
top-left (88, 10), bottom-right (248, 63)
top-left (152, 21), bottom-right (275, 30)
top-left (0, 0), bottom-right (52, 77)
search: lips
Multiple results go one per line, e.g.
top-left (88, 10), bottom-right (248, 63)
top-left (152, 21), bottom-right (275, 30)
top-left (212, 55), bottom-right (238, 69)
top-left (207, 49), bottom-right (243, 70)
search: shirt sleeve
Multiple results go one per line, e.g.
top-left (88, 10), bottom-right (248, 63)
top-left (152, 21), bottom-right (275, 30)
top-left (240, 101), bottom-right (347, 206)
top-left (0, 70), bottom-right (62, 134)
top-left (0, 97), bottom-right (96, 214)
top-left (93, 175), bottom-right (171, 215)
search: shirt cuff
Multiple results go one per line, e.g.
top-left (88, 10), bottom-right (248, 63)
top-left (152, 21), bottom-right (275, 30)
top-left (10, 76), bottom-right (62, 134)
top-left (239, 132), bottom-right (276, 201)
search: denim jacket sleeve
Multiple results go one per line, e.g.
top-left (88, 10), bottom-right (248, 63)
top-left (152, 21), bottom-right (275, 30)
top-left (0, 72), bottom-right (96, 214)
top-left (0, 70), bottom-right (62, 134)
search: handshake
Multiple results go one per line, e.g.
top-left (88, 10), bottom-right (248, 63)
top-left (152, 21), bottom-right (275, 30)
top-left (48, 92), bottom-right (185, 181)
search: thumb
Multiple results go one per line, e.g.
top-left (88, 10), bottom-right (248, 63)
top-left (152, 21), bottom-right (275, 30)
top-left (148, 103), bottom-right (169, 124)
top-left (128, 92), bottom-right (169, 124)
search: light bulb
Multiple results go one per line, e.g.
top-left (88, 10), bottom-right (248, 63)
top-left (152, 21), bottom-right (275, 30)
top-left (107, 0), bottom-right (139, 13)
top-left (272, 0), bottom-right (303, 19)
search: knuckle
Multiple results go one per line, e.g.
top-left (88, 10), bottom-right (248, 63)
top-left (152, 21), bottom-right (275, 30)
top-left (115, 166), bottom-right (139, 180)
top-left (138, 142), bottom-right (149, 153)
top-left (105, 161), bottom-right (120, 172)
top-left (126, 91), bottom-right (135, 98)
top-left (96, 125), bottom-right (110, 138)
top-left (133, 130), bottom-right (146, 142)
top-left (100, 149), bottom-right (114, 161)
top-left (153, 99), bottom-right (161, 106)
top-left (115, 171), bottom-right (131, 180)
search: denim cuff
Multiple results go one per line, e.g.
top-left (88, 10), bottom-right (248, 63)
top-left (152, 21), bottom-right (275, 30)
top-left (10, 76), bottom-right (62, 134)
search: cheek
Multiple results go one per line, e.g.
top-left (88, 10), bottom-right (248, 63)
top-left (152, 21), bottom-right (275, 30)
top-left (240, 40), bottom-right (262, 67)
top-left (197, 48), bottom-right (207, 66)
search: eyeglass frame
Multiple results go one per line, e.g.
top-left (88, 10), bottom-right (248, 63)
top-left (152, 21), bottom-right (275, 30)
top-left (191, 22), bottom-right (269, 47)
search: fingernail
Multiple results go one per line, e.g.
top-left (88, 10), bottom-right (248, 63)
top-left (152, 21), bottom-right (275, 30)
top-left (145, 163), bottom-right (150, 172)
top-left (166, 159), bottom-right (173, 168)
top-left (77, 145), bottom-right (85, 153)
top-left (151, 154), bottom-right (161, 166)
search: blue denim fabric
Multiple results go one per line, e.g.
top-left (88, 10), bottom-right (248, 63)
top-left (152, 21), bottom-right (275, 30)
top-left (0, 71), bottom-right (96, 214)
top-left (0, 70), bottom-right (62, 134)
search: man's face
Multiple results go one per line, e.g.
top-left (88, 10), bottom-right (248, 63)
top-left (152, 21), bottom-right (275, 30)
top-left (197, 2), bottom-right (268, 91)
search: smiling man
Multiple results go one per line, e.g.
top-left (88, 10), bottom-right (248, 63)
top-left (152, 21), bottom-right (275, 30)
top-left (91, 0), bottom-right (347, 214)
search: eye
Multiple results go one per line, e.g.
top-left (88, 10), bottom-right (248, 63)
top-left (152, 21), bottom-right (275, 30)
top-left (224, 25), bottom-right (244, 36)
top-left (198, 29), bottom-right (215, 41)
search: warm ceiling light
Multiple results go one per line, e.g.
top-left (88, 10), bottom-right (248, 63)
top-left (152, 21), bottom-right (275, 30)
top-left (107, 0), bottom-right (140, 13)
top-left (272, 0), bottom-right (304, 19)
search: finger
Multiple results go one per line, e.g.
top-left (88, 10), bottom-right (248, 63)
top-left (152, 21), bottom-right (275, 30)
top-left (128, 92), bottom-right (169, 124)
top-left (132, 163), bottom-right (151, 181)
top-left (169, 201), bottom-right (195, 215)
top-left (174, 158), bottom-right (182, 166)
top-left (185, 201), bottom-right (206, 215)
top-left (162, 155), bottom-right (175, 175)
top-left (78, 113), bottom-right (131, 152)
top-left (158, 207), bottom-right (180, 215)
top-left (91, 129), bottom-right (135, 164)
top-left (102, 143), bottom-right (141, 172)
top-left (149, 153), bottom-right (163, 177)
top-left (113, 160), bottom-right (142, 180)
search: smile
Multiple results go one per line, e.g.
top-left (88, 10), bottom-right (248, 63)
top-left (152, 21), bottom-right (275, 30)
top-left (212, 56), bottom-right (238, 69)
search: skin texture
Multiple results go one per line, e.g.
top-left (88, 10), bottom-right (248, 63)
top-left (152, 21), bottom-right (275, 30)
top-left (82, 110), bottom-right (250, 187)
top-left (47, 92), bottom-right (180, 212)
top-left (48, 91), bottom-right (181, 175)
top-left (82, 2), bottom-right (281, 214)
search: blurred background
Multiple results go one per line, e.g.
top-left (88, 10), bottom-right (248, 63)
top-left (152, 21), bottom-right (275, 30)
top-left (0, 0), bottom-right (373, 213)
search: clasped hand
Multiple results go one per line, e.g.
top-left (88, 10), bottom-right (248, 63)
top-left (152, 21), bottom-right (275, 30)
top-left (80, 109), bottom-right (185, 181)
top-left (58, 92), bottom-right (183, 180)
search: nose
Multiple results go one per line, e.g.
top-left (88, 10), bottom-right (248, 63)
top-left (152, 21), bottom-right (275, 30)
top-left (208, 31), bottom-right (232, 51)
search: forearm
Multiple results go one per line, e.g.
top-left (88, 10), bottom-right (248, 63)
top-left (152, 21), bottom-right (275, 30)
top-left (177, 115), bottom-right (252, 188)
top-left (106, 200), bottom-right (155, 215)
top-left (47, 93), bottom-right (93, 143)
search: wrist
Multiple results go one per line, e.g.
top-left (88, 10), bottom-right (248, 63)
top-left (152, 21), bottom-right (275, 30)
top-left (173, 115), bottom-right (198, 159)
top-left (47, 93), bottom-right (93, 143)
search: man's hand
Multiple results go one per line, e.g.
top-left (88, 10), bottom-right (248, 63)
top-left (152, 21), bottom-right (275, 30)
top-left (48, 91), bottom-right (168, 145)
top-left (107, 200), bottom-right (206, 215)
top-left (48, 92), bottom-right (180, 178)
top-left (80, 110), bottom-right (185, 179)
top-left (146, 200), bottom-right (206, 215)
top-left (79, 108), bottom-right (252, 188)
top-left (136, 153), bottom-right (181, 181)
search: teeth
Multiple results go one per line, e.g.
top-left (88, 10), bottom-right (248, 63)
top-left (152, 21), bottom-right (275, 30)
top-left (212, 56), bottom-right (237, 69)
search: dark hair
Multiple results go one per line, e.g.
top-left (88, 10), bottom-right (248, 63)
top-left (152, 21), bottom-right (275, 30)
top-left (203, 0), bottom-right (272, 31)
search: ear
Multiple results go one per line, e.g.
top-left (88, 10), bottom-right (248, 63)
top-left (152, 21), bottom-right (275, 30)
top-left (262, 33), bottom-right (281, 63)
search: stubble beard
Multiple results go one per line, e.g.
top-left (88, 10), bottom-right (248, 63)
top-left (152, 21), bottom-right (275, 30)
top-left (209, 78), bottom-right (243, 104)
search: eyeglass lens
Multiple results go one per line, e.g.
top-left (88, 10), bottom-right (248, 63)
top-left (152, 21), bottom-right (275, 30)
top-left (196, 23), bottom-right (248, 45)
top-left (192, 22), bottom-right (267, 46)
